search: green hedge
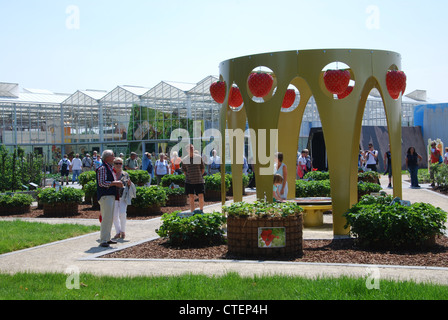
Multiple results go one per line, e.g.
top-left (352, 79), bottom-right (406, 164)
top-left (156, 211), bottom-right (226, 246)
top-left (222, 200), bottom-right (303, 218)
top-left (38, 187), bottom-right (84, 205)
top-left (0, 193), bottom-right (34, 207)
top-left (131, 186), bottom-right (167, 208)
top-left (344, 194), bottom-right (447, 248)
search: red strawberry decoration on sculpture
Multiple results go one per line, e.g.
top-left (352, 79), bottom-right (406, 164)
top-left (248, 72), bottom-right (274, 98)
top-left (337, 85), bottom-right (354, 99)
top-left (210, 81), bottom-right (226, 104)
top-left (386, 70), bottom-right (407, 99)
top-left (323, 69), bottom-right (351, 95)
top-left (282, 89), bottom-right (296, 108)
top-left (229, 86), bottom-right (243, 108)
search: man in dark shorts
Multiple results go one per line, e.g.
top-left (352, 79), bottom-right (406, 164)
top-left (182, 144), bottom-right (205, 214)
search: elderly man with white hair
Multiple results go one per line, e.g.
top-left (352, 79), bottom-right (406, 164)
top-left (96, 150), bottom-right (123, 247)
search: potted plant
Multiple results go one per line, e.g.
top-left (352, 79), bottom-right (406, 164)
top-left (128, 186), bottom-right (167, 216)
top-left (357, 181), bottom-right (382, 200)
top-left (223, 201), bottom-right (303, 258)
top-left (226, 174), bottom-right (250, 196)
top-left (344, 194), bottom-right (447, 249)
top-left (83, 181), bottom-right (99, 209)
top-left (164, 187), bottom-right (187, 207)
top-left (0, 193), bottom-right (34, 215)
top-left (161, 174), bottom-right (185, 188)
top-left (126, 170), bottom-right (150, 186)
top-left (156, 211), bottom-right (226, 246)
top-left (204, 173), bottom-right (231, 201)
top-left (38, 187), bottom-right (84, 217)
top-left (78, 171), bottom-right (96, 187)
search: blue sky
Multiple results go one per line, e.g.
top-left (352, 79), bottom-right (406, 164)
top-left (1, 0), bottom-right (448, 102)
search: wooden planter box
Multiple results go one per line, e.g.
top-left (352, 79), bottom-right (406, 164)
top-left (43, 203), bottom-right (79, 217)
top-left (227, 215), bottom-right (303, 258)
top-left (166, 194), bottom-right (187, 207)
top-left (127, 205), bottom-right (161, 216)
top-left (0, 205), bottom-right (31, 216)
top-left (205, 189), bottom-right (222, 201)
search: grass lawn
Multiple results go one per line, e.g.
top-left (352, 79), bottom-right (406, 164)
top-left (0, 220), bottom-right (100, 254)
top-left (1, 272), bottom-right (447, 300)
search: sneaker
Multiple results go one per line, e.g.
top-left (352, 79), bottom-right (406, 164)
top-left (99, 242), bottom-right (110, 247)
top-left (107, 240), bottom-right (117, 244)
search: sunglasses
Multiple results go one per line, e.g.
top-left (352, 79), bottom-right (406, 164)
top-left (114, 162), bottom-right (123, 165)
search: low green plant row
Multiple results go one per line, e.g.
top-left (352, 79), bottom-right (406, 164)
top-left (222, 201), bottom-right (303, 218)
top-left (38, 187), bottom-right (84, 205)
top-left (0, 193), bottom-right (34, 207)
top-left (344, 194), bottom-right (447, 248)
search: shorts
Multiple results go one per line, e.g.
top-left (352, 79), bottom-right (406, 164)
top-left (185, 183), bottom-right (204, 195)
top-left (60, 170), bottom-right (69, 177)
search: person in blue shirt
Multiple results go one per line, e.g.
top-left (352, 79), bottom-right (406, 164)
top-left (142, 152), bottom-right (154, 180)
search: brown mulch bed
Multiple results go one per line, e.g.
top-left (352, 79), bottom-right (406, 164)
top-left (0, 195), bottom-right (245, 221)
top-left (104, 236), bottom-right (448, 268)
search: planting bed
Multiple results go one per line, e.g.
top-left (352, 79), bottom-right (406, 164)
top-left (105, 235), bottom-right (448, 268)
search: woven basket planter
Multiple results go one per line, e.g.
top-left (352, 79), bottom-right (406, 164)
top-left (166, 194), bottom-right (187, 207)
top-left (127, 205), bottom-right (161, 216)
top-left (227, 214), bottom-right (303, 258)
top-left (43, 203), bottom-right (79, 217)
top-left (205, 189), bottom-right (222, 201)
top-left (0, 205), bottom-right (31, 216)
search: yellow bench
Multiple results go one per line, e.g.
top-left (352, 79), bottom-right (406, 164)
top-left (292, 198), bottom-right (332, 228)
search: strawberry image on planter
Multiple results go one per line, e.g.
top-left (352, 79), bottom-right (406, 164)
top-left (386, 70), bottom-right (407, 99)
top-left (258, 228), bottom-right (285, 248)
top-left (210, 81), bottom-right (226, 104)
top-left (248, 72), bottom-right (274, 98)
top-left (323, 69), bottom-right (351, 95)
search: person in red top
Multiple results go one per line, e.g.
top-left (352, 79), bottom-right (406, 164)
top-left (170, 151), bottom-right (182, 175)
top-left (429, 141), bottom-right (442, 187)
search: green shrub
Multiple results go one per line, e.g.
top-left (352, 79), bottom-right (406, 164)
top-left (303, 171), bottom-right (330, 181)
top-left (358, 171), bottom-right (380, 184)
top-left (344, 194), bottom-right (447, 248)
top-left (222, 200), bottom-right (303, 218)
top-left (156, 211), bottom-right (226, 246)
top-left (433, 164), bottom-right (448, 189)
top-left (357, 181), bottom-right (382, 197)
top-left (131, 186), bottom-right (167, 208)
top-left (295, 179), bottom-right (331, 198)
top-left (163, 187), bottom-right (185, 196)
top-left (161, 174), bottom-right (185, 187)
top-left (204, 173), bottom-right (231, 192)
top-left (78, 171), bottom-right (96, 187)
top-left (82, 180), bottom-right (97, 198)
top-left (0, 193), bottom-right (34, 207)
top-left (126, 170), bottom-right (151, 186)
top-left (38, 187), bottom-right (84, 205)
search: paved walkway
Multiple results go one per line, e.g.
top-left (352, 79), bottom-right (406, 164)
top-left (1, 174), bottom-right (448, 286)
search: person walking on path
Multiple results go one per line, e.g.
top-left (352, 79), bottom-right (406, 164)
top-left (365, 143), bottom-right (378, 172)
top-left (70, 154), bottom-right (82, 184)
top-left (406, 146), bottom-right (422, 189)
top-left (111, 157), bottom-right (132, 240)
top-left (125, 152), bottom-right (140, 171)
top-left (182, 144), bottom-right (205, 214)
top-left (170, 151), bottom-right (183, 175)
top-left (208, 149), bottom-right (221, 175)
top-left (383, 145), bottom-right (393, 188)
top-left (155, 153), bottom-right (169, 185)
top-left (58, 154), bottom-right (71, 186)
top-left (142, 152), bottom-right (154, 181)
top-left (82, 153), bottom-right (93, 172)
top-left (274, 152), bottom-right (288, 200)
top-left (96, 150), bottom-right (123, 247)
top-left (429, 141), bottom-right (442, 187)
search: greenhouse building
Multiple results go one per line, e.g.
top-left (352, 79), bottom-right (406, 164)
top-left (0, 77), bottom-right (431, 172)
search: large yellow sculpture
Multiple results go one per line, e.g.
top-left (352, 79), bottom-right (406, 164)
top-left (217, 49), bottom-right (404, 236)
